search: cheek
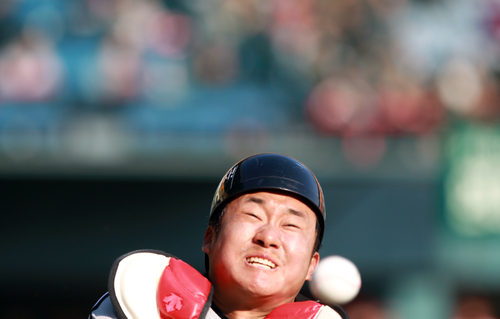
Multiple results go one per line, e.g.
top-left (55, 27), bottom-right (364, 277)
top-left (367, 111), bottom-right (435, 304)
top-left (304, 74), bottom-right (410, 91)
top-left (221, 217), bottom-right (258, 240)
top-left (284, 233), bottom-right (316, 265)
top-left (214, 222), bottom-right (253, 256)
top-left (210, 225), bottom-right (253, 280)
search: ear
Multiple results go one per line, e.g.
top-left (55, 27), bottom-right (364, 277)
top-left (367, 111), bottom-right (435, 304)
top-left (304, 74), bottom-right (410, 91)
top-left (202, 226), bottom-right (215, 254)
top-left (305, 252), bottom-right (320, 281)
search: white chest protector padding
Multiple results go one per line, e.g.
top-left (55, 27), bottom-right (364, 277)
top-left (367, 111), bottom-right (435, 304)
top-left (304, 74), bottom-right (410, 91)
top-left (111, 251), bottom-right (170, 319)
top-left (316, 305), bottom-right (343, 319)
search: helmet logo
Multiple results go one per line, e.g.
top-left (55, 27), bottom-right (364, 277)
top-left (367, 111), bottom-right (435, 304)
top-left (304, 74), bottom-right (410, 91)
top-left (225, 166), bottom-right (238, 181)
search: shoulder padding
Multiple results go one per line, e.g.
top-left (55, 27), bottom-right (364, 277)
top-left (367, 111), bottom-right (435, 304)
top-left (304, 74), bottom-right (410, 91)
top-left (108, 249), bottom-right (213, 319)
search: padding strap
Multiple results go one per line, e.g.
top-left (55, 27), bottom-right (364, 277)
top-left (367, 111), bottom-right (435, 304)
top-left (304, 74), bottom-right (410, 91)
top-left (266, 300), bottom-right (322, 319)
top-left (266, 301), bottom-right (347, 319)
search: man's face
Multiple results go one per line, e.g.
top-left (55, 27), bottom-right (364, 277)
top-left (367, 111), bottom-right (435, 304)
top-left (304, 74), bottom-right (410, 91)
top-left (202, 191), bottom-right (320, 306)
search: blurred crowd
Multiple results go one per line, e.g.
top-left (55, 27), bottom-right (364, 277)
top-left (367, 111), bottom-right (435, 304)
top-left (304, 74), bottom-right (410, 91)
top-left (1, 0), bottom-right (500, 134)
top-left (304, 0), bottom-right (500, 136)
top-left (0, 0), bottom-right (500, 170)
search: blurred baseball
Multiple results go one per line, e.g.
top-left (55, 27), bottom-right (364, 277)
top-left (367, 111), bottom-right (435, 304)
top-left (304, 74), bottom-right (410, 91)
top-left (309, 255), bottom-right (361, 305)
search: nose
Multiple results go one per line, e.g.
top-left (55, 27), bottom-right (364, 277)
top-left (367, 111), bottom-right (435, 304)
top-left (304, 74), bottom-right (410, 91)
top-left (253, 223), bottom-right (281, 249)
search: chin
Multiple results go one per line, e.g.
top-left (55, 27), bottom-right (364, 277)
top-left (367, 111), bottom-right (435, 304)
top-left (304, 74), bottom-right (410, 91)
top-left (244, 281), bottom-right (287, 298)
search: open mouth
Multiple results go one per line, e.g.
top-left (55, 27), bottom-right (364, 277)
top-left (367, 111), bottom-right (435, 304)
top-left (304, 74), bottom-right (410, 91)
top-left (246, 257), bottom-right (277, 269)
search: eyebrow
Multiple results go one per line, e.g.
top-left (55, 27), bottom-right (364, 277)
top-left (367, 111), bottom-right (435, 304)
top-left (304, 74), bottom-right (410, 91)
top-left (244, 196), bottom-right (307, 219)
top-left (246, 196), bottom-right (264, 205)
top-left (287, 208), bottom-right (307, 219)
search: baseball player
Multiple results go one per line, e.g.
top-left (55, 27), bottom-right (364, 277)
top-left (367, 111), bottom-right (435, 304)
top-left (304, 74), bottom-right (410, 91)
top-left (89, 153), bottom-right (350, 319)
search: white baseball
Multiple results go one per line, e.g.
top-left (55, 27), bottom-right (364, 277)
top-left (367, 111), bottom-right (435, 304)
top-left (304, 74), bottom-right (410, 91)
top-left (309, 255), bottom-right (361, 305)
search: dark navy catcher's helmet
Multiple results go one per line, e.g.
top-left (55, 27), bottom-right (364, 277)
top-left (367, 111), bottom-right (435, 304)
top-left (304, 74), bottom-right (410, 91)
top-left (209, 153), bottom-right (326, 245)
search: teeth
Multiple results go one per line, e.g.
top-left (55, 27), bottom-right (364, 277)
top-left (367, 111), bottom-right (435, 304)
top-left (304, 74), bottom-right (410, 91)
top-left (247, 257), bottom-right (276, 269)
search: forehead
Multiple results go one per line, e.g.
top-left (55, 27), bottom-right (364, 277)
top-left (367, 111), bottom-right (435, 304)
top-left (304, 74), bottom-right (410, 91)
top-left (226, 191), bottom-right (317, 220)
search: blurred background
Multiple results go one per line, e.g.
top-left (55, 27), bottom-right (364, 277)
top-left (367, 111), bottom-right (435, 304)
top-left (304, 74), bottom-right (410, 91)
top-left (1, 0), bottom-right (500, 318)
